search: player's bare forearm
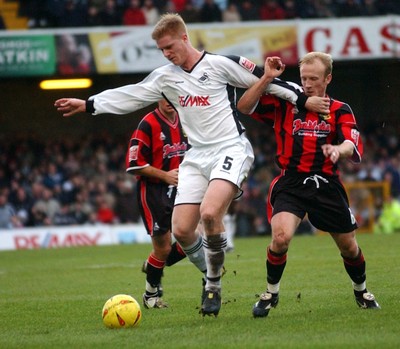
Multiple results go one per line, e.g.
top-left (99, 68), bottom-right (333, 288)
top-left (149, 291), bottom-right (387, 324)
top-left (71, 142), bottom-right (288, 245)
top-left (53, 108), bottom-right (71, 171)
top-left (238, 57), bottom-right (285, 115)
top-left (237, 79), bottom-right (266, 115)
top-left (54, 98), bottom-right (86, 117)
top-left (321, 141), bottom-right (354, 163)
top-left (133, 167), bottom-right (178, 186)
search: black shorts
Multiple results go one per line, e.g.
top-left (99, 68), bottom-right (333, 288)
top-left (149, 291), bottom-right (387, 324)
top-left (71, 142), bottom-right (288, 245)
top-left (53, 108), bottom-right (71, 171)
top-left (268, 172), bottom-right (358, 233)
top-left (137, 180), bottom-right (176, 236)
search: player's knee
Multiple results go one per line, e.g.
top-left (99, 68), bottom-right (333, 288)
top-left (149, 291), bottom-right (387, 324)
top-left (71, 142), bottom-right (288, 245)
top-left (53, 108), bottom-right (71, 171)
top-left (200, 211), bottom-right (220, 232)
top-left (271, 230), bottom-right (291, 252)
top-left (172, 228), bottom-right (184, 242)
top-left (334, 232), bottom-right (359, 258)
top-left (201, 211), bottom-right (213, 225)
top-left (339, 241), bottom-right (359, 258)
top-left (172, 228), bottom-right (195, 247)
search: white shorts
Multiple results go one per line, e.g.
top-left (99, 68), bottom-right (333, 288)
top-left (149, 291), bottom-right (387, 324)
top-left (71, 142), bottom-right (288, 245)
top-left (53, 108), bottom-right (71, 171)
top-left (175, 133), bottom-right (254, 205)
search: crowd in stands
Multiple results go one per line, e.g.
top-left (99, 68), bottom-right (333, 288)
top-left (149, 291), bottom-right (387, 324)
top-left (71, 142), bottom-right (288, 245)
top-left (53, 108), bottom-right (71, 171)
top-left (0, 132), bottom-right (141, 229)
top-left (13, 0), bottom-right (400, 29)
top-left (1, 121), bottom-right (400, 234)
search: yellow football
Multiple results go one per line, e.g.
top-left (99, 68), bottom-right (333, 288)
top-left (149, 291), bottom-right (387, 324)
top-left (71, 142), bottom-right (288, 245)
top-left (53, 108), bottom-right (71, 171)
top-left (102, 294), bottom-right (142, 329)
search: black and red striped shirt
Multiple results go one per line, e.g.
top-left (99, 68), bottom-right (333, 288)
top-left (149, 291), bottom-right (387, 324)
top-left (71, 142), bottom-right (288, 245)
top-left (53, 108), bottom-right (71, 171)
top-left (125, 108), bottom-right (188, 182)
top-left (250, 94), bottom-right (363, 176)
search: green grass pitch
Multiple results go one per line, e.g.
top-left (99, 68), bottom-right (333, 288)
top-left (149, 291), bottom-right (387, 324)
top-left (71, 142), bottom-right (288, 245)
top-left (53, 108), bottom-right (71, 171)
top-left (0, 233), bottom-right (399, 349)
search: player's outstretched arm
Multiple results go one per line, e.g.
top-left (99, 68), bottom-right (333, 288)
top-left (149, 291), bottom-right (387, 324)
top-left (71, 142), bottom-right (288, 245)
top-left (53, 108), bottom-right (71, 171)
top-left (54, 98), bottom-right (86, 117)
top-left (238, 56), bottom-right (284, 115)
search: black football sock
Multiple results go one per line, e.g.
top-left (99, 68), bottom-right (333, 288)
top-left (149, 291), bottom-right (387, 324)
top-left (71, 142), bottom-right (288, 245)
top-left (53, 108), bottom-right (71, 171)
top-left (266, 247), bottom-right (287, 290)
top-left (342, 248), bottom-right (367, 293)
top-left (166, 241), bottom-right (187, 266)
top-left (145, 253), bottom-right (165, 294)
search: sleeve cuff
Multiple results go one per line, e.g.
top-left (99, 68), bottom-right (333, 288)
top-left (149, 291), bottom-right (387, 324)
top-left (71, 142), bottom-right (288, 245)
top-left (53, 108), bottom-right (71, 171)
top-left (296, 94), bottom-right (308, 109)
top-left (85, 99), bottom-right (95, 114)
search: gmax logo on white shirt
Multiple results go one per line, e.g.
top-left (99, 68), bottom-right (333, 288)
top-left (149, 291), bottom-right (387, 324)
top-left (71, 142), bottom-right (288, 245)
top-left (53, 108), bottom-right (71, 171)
top-left (178, 95), bottom-right (210, 107)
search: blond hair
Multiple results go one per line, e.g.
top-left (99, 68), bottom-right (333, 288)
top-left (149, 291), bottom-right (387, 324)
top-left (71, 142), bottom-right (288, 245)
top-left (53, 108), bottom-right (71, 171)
top-left (151, 13), bottom-right (188, 41)
top-left (299, 52), bottom-right (333, 77)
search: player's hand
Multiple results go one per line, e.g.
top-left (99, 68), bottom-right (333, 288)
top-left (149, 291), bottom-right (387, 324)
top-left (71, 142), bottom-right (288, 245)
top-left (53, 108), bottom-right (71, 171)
top-left (164, 169), bottom-right (179, 186)
top-left (264, 56), bottom-right (285, 80)
top-left (305, 96), bottom-right (330, 114)
top-left (54, 98), bottom-right (86, 117)
top-left (321, 144), bottom-right (340, 163)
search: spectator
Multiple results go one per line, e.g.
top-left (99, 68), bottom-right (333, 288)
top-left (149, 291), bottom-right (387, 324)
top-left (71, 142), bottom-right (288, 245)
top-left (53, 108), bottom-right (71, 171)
top-left (356, 159), bottom-right (382, 182)
top-left (235, 182), bottom-right (257, 237)
top-left (214, 0), bottom-right (228, 11)
top-left (259, 0), bottom-right (287, 20)
top-left (152, 0), bottom-right (169, 12)
top-left (0, 168), bottom-right (9, 189)
top-left (99, 0), bottom-right (123, 26)
top-left (376, 0), bottom-right (400, 14)
top-left (196, 0), bottom-right (228, 11)
top-left (0, 191), bottom-right (21, 229)
top-left (142, 0), bottom-right (160, 25)
top-left (222, 3), bottom-right (241, 22)
top-left (199, 0), bottom-right (222, 22)
top-left (239, 0), bottom-right (260, 21)
top-left (123, 0), bottom-right (147, 25)
top-left (19, 0), bottom-right (48, 28)
top-left (58, 174), bottom-right (75, 205)
top-left (58, 0), bottom-right (89, 27)
top-left (43, 163), bottom-right (64, 190)
top-left (9, 186), bottom-right (34, 227)
top-left (298, 0), bottom-right (318, 18)
top-left (30, 182), bottom-right (45, 203)
top-left (73, 189), bottom-right (95, 220)
top-left (170, 0), bottom-right (187, 12)
top-left (179, 1), bottom-right (201, 23)
top-left (87, 4), bottom-right (102, 26)
top-left (337, 0), bottom-right (364, 17)
top-left (282, 0), bottom-right (299, 19)
top-left (70, 201), bottom-right (90, 224)
top-left (31, 187), bottom-right (61, 224)
top-left (95, 193), bottom-right (117, 224)
top-left (44, 0), bottom-right (65, 27)
top-left (53, 203), bottom-right (78, 226)
top-left (247, 184), bottom-right (269, 235)
top-left (114, 176), bottom-right (140, 223)
top-left (30, 209), bottom-right (51, 226)
top-left (313, 0), bottom-right (335, 18)
top-left (383, 158), bottom-right (400, 199)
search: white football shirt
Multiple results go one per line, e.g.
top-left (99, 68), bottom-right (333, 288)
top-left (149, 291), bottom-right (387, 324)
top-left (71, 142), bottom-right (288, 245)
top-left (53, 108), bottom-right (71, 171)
top-left (89, 52), bottom-right (301, 147)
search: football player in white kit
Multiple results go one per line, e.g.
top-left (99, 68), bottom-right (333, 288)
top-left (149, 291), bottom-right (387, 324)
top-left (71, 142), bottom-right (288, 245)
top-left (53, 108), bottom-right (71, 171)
top-left (55, 13), bottom-right (329, 317)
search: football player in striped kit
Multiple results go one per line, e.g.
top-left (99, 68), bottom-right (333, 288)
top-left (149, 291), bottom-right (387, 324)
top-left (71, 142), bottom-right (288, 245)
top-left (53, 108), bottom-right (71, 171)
top-left (238, 52), bottom-right (380, 318)
top-left (126, 99), bottom-right (188, 309)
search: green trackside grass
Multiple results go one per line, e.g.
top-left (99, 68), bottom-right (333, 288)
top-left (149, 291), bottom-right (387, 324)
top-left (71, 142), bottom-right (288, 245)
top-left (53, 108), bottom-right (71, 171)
top-left (0, 233), bottom-right (399, 349)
